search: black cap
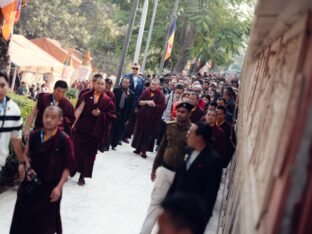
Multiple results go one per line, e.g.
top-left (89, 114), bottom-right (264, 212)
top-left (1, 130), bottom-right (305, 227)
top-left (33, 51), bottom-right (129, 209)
top-left (176, 102), bottom-right (194, 112)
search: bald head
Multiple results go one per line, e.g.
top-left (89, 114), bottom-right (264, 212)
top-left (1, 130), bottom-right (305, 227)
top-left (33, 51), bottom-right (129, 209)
top-left (43, 106), bottom-right (63, 130)
top-left (44, 106), bottom-right (63, 118)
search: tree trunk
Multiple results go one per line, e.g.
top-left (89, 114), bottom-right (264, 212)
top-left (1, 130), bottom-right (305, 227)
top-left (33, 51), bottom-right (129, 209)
top-left (173, 21), bottom-right (196, 74)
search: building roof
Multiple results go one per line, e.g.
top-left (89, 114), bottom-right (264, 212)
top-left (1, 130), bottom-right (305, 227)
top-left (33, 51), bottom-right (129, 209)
top-left (10, 34), bottom-right (64, 74)
top-left (31, 37), bottom-right (82, 69)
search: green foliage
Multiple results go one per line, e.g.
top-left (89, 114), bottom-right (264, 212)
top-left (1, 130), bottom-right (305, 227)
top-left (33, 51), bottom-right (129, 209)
top-left (66, 88), bottom-right (78, 99)
top-left (16, 0), bottom-right (254, 74)
top-left (66, 88), bottom-right (78, 107)
top-left (0, 35), bottom-right (10, 71)
top-left (8, 92), bottom-right (35, 123)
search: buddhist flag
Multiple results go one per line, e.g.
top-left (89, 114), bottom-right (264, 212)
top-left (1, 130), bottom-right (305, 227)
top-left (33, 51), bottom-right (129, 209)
top-left (164, 18), bottom-right (176, 62)
top-left (14, 0), bottom-right (22, 23)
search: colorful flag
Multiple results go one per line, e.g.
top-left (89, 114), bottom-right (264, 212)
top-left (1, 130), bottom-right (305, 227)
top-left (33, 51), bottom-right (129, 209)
top-left (14, 0), bottom-right (22, 23)
top-left (1, 9), bottom-right (16, 40)
top-left (164, 17), bottom-right (176, 62)
top-left (0, 0), bottom-right (19, 40)
top-left (0, 0), bottom-right (18, 23)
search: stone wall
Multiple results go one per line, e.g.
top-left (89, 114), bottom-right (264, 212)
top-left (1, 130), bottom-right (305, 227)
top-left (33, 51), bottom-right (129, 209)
top-left (218, 13), bottom-right (312, 234)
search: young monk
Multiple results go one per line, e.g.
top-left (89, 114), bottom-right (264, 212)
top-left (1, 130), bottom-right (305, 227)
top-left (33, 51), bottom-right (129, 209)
top-left (24, 80), bottom-right (75, 139)
top-left (72, 76), bottom-right (116, 185)
top-left (10, 106), bottom-right (74, 234)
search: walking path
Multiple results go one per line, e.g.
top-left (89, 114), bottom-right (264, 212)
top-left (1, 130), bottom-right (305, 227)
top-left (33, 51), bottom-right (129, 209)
top-left (0, 143), bottom-right (221, 234)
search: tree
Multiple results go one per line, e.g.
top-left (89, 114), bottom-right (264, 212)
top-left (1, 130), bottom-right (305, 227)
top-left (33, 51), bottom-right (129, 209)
top-left (14, 0), bottom-right (254, 75)
top-left (170, 0), bottom-right (253, 73)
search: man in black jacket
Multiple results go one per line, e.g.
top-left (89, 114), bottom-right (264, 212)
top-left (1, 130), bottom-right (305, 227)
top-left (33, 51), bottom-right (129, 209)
top-left (108, 78), bottom-right (134, 150)
top-left (167, 123), bottom-right (223, 226)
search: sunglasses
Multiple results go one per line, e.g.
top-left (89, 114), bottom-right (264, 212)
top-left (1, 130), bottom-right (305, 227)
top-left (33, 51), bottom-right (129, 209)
top-left (132, 67), bottom-right (139, 70)
top-left (0, 83), bottom-right (6, 88)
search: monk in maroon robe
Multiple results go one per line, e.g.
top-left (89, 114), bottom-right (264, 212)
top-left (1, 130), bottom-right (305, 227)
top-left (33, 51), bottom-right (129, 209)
top-left (216, 106), bottom-right (237, 167)
top-left (100, 78), bottom-right (116, 152)
top-left (24, 80), bottom-right (75, 139)
top-left (10, 106), bottom-right (74, 234)
top-left (73, 76), bottom-right (116, 185)
top-left (131, 79), bottom-right (165, 158)
top-left (105, 78), bottom-right (116, 104)
top-left (189, 93), bottom-right (205, 123)
top-left (78, 74), bottom-right (103, 100)
top-left (205, 109), bottom-right (226, 161)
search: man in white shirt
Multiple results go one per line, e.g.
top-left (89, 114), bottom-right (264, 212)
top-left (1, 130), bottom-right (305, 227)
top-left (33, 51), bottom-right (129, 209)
top-left (0, 72), bottom-right (25, 183)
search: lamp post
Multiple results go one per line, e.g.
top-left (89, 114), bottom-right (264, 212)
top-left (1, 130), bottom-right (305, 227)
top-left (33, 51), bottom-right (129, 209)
top-left (141, 0), bottom-right (159, 73)
top-left (133, 0), bottom-right (149, 64)
top-left (115, 0), bottom-right (139, 87)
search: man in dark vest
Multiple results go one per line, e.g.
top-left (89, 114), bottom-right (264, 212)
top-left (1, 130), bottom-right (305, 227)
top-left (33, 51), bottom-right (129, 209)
top-left (108, 77), bottom-right (134, 150)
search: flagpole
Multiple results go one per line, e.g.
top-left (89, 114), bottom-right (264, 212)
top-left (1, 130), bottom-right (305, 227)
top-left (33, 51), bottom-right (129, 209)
top-left (141, 0), bottom-right (159, 73)
top-left (133, 0), bottom-right (149, 64)
top-left (158, 0), bottom-right (179, 76)
top-left (115, 0), bottom-right (139, 88)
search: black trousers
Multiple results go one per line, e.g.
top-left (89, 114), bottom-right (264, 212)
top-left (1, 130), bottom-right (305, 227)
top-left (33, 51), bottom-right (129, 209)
top-left (109, 111), bottom-right (127, 148)
top-left (124, 112), bottom-right (136, 139)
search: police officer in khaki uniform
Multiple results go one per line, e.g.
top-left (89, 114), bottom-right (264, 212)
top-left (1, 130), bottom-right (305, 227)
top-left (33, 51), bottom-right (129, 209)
top-left (140, 102), bottom-right (193, 234)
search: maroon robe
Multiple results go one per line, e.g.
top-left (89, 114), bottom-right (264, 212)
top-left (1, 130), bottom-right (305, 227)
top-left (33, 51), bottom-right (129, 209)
top-left (210, 125), bottom-right (227, 161)
top-left (35, 93), bottom-right (75, 135)
top-left (105, 90), bottom-right (116, 105)
top-left (10, 129), bottom-right (74, 234)
top-left (218, 121), bottom-right (237, 167)
top-left (78, 88), bottom-right (92, 100)
top-left (131, 88), bottom-right (165, 152)
top-left (190, 106), bottom-right (205, 124)
top-left (73, 90), bottom-right (116, 177)
top-left (99, 90), bottom-right (116, 151)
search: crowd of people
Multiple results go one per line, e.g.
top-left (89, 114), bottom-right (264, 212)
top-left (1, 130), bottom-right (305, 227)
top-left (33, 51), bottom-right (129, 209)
top-left (0, 62), bottom-right (239, 234)
top-left (16, 81), bottom-right (50, 100)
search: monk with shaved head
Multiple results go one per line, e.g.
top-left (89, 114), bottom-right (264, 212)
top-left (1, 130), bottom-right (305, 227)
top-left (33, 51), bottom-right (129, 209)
top-left (131, 79), bottom-right (166, 158)
top-left (10, 106), bottom-right (74, 234)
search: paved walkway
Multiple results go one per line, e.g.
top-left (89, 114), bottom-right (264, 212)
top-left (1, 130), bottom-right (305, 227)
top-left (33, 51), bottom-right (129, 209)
top-left (0, 142), bottom-right (220, 234)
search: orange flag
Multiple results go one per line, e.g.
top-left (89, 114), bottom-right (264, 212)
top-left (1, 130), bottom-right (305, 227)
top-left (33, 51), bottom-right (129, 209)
top-left (0, 0), bottom-right (19, 40)
top-left (0, 0), bottom-right (18, 22)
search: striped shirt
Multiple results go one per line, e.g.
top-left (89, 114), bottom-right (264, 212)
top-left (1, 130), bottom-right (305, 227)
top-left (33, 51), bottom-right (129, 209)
top-left (0, 97), bottom-right (23, 167)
